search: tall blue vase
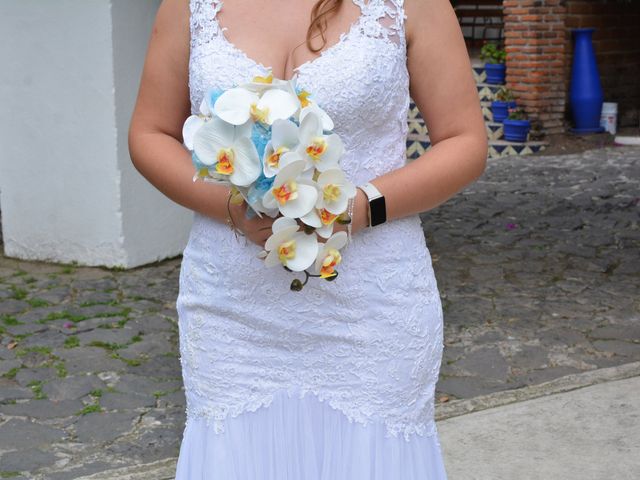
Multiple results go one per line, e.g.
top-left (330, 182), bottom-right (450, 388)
top-left (569, 28), bottom-right (604, 133)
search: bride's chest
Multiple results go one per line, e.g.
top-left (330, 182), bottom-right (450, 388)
top-left (188, 32), bottom-right (409, 135)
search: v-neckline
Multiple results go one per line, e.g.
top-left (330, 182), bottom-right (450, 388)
top-left (211, 0), bottom-right (368, 82)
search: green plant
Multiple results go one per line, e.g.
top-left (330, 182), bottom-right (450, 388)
top-left (9, 286), bottom-right (27, 300)
top-left (27, 298), bottom-right (49, 308)
top-left (480, 42), bottom-right (506, 64)
top-left (64, 336), bottom-right (80, 348)
top-left (27, 380), bottom-right (47, 400)
top-left (1, 315), bottom-right (22, 326)
top-left (76, 404), bottom-right (102, 416)
top-left (2, 366), bottom-right (20, 379)
top-left (507, 107), bottom-right (528, 121)
top-left (494, 86), bottom-right (515, 102)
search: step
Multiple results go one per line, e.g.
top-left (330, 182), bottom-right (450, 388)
top-left (409, 116), bottom-right (506, 140)
top-left (410, 100), bottom-right (503, 125)
top-left (406, 135), bottom-right (548, 160)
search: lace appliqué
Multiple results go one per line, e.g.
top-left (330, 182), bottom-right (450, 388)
top-left (181, 0), bottom-right (445, 443)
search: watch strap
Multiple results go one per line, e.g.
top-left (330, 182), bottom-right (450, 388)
top-left (358, 182), bottom-right (386, 227)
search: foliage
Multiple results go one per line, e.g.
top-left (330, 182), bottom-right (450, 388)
top-left (494, 86), bottom-right (515, 102)
top-left (480, 42), bottom-right (506, 64)
top-left (507, 107), bottom-right (528, 121)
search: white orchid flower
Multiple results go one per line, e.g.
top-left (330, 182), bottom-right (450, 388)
top-left (246, 182), bottom-right (280, 218)
top-left (314, 168), bottom-right (356, 215)
top-left (299, 103), bottom-right (334, 131)
top-left (296, 111), bottom-right (344, 172)
top-left (298, 207), bottom-right (338, 239)
top-left (213, 86), bottom-right (299, 126)
top-left (262, 160), bottom-right (318, 218)
top-left (313, 231), bottom-right (348, 278)
top-left (192, 116), bottom-right (261, 187)
top-left (286, 75), bottom-right (333, 131)
top-left (263, 119), bottom-right (301, 178)
top-left (182, 96), bottom-right (212, 150)
top-left (264, 216), bottom-right (319, 272)
top-left (239, 72), bottom-right (293, 95)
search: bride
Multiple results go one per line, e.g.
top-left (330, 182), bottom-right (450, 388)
top-left (129, 0), bottom-right (487, 478)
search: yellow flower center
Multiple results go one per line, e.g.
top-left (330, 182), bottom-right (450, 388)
top-left (278, 240), bottom-right (296, 264)
top-left (323, 183), bottom-right (341, 203)
top-left (250, 103), bottom-right (270, 123)
top-left (267, 146), bottom-right (289, 169)
top-left (320, 208), bottom-right (338, 225)
top-left (297, 90), bottom-right (311, 108)
top-left (252, 73), bottom-right (273, 84)
top-left (320, 248), bottom-right (341, 278)
top-left (215, 148), bottom-right (234, 175)
top-left (272, 180), bottom-right (298, 205)
top-left (306, 137), bottom-right (327, 160)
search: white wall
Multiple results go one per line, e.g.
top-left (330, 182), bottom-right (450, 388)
top-left (0, 0), bottom-right (193, 268)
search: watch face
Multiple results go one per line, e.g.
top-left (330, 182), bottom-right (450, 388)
top-left (370, 196), bottom-right (386, 226)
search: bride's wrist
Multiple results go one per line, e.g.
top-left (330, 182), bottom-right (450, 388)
top-left (352, 187), bottom-right (369, 235)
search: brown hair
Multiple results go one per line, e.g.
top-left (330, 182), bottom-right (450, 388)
top-left (306, 0), bottom-right (343, 53)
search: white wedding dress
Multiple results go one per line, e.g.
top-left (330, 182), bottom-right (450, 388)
top-left (175, 0), bottom-right (448, 478)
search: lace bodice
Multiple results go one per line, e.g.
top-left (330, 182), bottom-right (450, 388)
top-left (189, 0), bottom-right (409, 186)
top-left (178, 0), bottom-right (445, 442)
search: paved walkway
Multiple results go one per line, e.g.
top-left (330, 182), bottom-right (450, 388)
top-left (0, 145), bottom-right (638, 478)
top-left (438, 363), bottom-right (640, 480)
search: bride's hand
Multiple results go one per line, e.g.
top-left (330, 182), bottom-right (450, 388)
top-left (228, 201), bottom-right (277, 249)
top-left (229, 189), bottom-right (368, 248)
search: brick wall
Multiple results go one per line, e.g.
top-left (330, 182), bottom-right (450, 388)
top-left (502, 0), bottom-right (639, 134)
top-left (503, 0), bottom-right (568, 134)
top-left (565, 0), bottom-right (640, 128)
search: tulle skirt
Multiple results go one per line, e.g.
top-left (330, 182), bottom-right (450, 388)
top-left (174, 388), bottom-right (448, 479)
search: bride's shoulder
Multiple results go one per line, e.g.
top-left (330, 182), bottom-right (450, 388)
top-left (148, 0), bottom-right (191, 54)
top-left (403, 0), bottom-right (457, 47)
top-left (156, 0), bottom-right (191, 33)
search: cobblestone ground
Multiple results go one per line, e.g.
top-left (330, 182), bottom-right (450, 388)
top-left (428, 145), bottom-right (639, 400)
top-left (0, 145), bottom-right (638, 478)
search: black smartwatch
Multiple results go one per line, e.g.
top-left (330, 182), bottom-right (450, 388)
top-left (357, 182), bottom-right (386, 227)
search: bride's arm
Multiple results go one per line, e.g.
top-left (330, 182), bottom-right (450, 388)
top-left (128, 0), bottom-right (230, 222)
top-left (128, 0), bottom-right (263, 230)
top-left (368, 0), bottom-right (488, 223)
top-left (128, 0), bottom-right (280, 247)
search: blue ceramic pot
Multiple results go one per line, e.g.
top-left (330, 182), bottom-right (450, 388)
top-left (503, 119), bottom-right (531, 142)
top-left (491, 100), bottom-right (517, 122)
top-left (569, 28), bottom-right (604, 133)
top-left (484, 63), bottom-right (506, 84)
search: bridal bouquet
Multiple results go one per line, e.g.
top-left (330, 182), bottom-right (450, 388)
top-left (182, 72), bottom-right (356, 291)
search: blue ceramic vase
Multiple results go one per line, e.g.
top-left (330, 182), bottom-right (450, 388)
top-left (569, 28), bottom-right (604, 133)
top-left (485, 63), bottom-right (506, 85)
top-left (491, 100), bottom-right (517, 122)
top-left (503, 119), bottom-right (531, 142)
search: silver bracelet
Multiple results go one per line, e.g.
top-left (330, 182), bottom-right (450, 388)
top-left (347, 195), bottom-right (355, 243)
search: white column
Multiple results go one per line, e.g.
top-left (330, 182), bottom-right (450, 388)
top-left (0, 0), bottom-right (193, 268)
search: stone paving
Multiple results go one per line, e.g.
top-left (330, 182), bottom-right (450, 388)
top-left (0, 145), bottom-right (638, 478)
top-left (430, 145), bottom-right (639, 400)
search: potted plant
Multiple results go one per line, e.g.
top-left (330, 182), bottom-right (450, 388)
top-left (491, 87), bottom-right (517, 123)
top-left (480, 42), bottom-right (507, 84)
top-left (503, 107), bottom-right (531, 142)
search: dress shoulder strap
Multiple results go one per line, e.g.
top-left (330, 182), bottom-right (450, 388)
top-left (355, 0), bottom-right (407, 48)
top-left (189, 0), bottom-right (223, 49)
